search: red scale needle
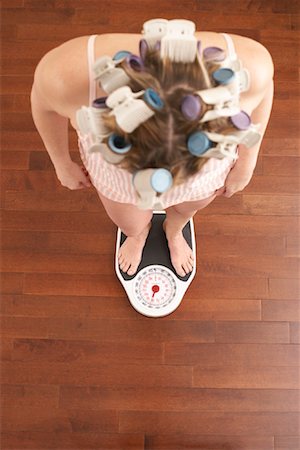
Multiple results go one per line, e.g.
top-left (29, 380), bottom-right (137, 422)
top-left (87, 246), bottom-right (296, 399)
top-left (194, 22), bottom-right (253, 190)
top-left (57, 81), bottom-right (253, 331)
top-left (151, 284), bottom-right (160, 300)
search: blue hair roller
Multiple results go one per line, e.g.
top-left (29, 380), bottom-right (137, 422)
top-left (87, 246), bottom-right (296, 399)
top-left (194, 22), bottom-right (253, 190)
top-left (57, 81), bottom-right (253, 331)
top-left (143, 88), bottom-right (164, 110)
top-left (151, 168), bottom-right (173, 193)
top-left (187, 131), bottom-right (214, 156)
top-left (108, 133), bottom-right (132, 154)
top-left (212, 68), bottom-right (235, 85)
top-left (113, 50), bottom-right (132, 61)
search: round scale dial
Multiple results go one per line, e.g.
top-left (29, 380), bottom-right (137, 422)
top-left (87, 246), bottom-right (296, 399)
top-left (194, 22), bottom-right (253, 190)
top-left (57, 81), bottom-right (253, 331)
top-left (134, 266), bottom-right (176, 310)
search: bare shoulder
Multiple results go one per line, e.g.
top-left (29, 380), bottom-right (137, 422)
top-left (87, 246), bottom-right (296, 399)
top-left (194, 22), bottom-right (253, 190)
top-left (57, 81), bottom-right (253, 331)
top-left (32, 34), bottom-right (110, 115)
top-left (229, 33), bottom-right (274, 84)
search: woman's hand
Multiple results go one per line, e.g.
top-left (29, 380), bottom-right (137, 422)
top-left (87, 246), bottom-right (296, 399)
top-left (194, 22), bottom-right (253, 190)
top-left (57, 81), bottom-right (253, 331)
top-left (55, 160), bottom-right (92, 190)
top-left (215, 157), bottom-right (255, 198)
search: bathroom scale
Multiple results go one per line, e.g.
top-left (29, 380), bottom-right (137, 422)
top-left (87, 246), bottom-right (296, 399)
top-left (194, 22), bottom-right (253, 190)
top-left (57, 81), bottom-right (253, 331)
top-left (115, 211), bottom-right (196, 317)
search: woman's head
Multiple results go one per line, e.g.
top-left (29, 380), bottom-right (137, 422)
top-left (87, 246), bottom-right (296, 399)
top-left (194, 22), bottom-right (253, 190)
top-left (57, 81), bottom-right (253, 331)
top-left (99, 39), bottom-right (227, 186)
top-left (86, 19), bottom-right (254, 192)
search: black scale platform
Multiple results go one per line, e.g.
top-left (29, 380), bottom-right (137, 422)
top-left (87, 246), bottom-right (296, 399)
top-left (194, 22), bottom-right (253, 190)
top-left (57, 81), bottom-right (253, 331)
top-left (118, 212), bottom-right (193, 282)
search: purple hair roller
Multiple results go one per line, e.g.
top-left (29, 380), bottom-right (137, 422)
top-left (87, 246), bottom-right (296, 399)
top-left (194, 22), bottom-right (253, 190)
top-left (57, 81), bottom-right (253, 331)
top-left (139, 39), bottom-right (148, 62)
top-left (126, 54), bottom-right (144, 72)
top-left (92, 97), bottom-right (108, 109)
top-left (197, 40), bottom-right (201, 56)
top-left (154, 40), bottom-right (161, 51)
top-left (203, 46), bottom-right (226, 62)
top-left (181, 95), bottom-right (202, 121)
top-left (230, 111), bottom-right (251, 130)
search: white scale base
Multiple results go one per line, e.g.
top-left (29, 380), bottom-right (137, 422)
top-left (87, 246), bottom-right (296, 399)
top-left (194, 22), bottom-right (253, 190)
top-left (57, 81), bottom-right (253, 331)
top-left (115, 211), bottom-right (196, 318)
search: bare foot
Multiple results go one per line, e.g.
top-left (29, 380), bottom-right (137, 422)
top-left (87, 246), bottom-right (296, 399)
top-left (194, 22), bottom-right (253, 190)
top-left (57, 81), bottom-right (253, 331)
top-left (118, 222), bottom-right (152, 276)
top-left (163, 219), bottom-right (194, 277)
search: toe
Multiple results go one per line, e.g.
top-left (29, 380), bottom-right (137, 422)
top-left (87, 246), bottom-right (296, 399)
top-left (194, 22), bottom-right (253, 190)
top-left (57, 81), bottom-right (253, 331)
top-left (177, 266), bottom-right (186, 277)
top-left (173, 259), bottom-right (185, 277)
top-left (187, 260), bottom-right (194, 271)
top-left (120, 261), bottom-right (130, 272)
top-left (182, 263), bottom-right (190, 274)
top-left (127, 265), bottom-right (138, 276)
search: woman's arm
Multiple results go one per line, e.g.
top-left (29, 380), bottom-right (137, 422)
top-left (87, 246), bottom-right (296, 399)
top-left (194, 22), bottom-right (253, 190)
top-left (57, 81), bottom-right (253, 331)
top-left (30, 52), bottom-right (73, 169)
top-left (217, 44), bottom-right (274, 198)
top-left (31, 48), bottom-right (91, 190)
top-left (237, 78), bottom-right (275, 172)
top-left (30, 85), bottom-right (72, 169)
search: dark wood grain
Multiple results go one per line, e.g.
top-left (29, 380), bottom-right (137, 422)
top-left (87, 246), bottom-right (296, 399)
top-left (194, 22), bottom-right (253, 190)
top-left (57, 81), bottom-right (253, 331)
top-left (1, 0), bottom-right (299, 449)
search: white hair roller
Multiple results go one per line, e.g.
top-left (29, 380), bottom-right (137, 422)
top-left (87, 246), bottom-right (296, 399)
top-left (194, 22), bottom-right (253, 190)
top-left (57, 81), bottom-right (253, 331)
top-left (76, 105), bottom-right (110, 137)
top-left (106, 86), bottom-right (155, 133)
top-left (205, 127), bottom-right (262, 148)
top-left (160, 19), bottom-right (198, 63)
top-left (141, 18), bottom-right (169, 50)
top-left (93, 55), bottom-right (131, 94)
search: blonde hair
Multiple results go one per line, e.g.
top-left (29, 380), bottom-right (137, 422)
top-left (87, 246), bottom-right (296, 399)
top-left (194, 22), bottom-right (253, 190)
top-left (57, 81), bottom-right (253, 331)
top-left (101, 44), bottom-right (225, 186)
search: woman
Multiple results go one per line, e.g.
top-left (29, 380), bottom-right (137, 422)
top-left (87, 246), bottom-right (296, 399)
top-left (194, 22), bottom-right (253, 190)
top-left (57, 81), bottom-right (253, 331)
top-left (30, 19), bottom-right (274, 277)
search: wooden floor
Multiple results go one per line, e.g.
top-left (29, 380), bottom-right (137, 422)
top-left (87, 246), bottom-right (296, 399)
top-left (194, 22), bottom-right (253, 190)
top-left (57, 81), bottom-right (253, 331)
top-left (1, 1), bottom-right (300, 449)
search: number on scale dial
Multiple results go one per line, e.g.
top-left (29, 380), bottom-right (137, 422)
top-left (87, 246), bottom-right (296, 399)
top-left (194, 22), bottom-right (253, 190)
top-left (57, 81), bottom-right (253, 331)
top-left (134, 266), bottom-right (176, 310)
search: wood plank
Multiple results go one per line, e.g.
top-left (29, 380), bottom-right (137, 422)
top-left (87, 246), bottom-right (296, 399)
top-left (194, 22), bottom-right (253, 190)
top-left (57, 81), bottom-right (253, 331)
top-left (193, 366), bottom-right (300, 389)
top-left (198, 255), bottom-right (299, 278)
top-left (164, 343), bottom-right (300, 366)
top-left (215, 321), bottom-right (289, 343)
top-left (1, 250), bottom-right (116, 274)
top-left (1, 152), bottom-right (30, 170)
top-left (11, 338), bottom-right (164, 365)
top-left (1, 406), bottom-right (118, 433)
top-left (1, 0), bottom-right (24, 7)
top-left (269, 278), bottom-right (300, 300)
top-left (262, 138), bottom-right (300, 156)
top-left (58, 385), bottom-right (300, 411)
top-left (0, 294), bottom-right (134, 319)
top-left (262, 156), bottom-right (300, 177)
top-left (275, 436), bottom-right (300, 450)
top-left (1, 273), bottom-right (24, 294)
top-left (246, 175), bottom-right (300, 194)
top-left (1, 384), bottom-right (59, 409)
top-left (196, 214), bottom-right (299, 238)
top-left (1, 230), bottom-right (114, 254)
top-left (0, 431), bottom-right (144, 450)
top-left (290, 323), bottom-right (300, 344)
top-left (286, 235), bottom-right (300, 257)
top-left (3, 190), bottom-right (110, 212)
top-left (1, 360), bottom-right (192, 386)
top-left (1, 316), bottom-right (215, 342)
top-left (1, 210), bottom-right (111, 233)
top-left (146, 434), bottom-right (273, 450)
top-left (22, 273), bottom-right (129, 297)
top-left (200, 234), bottom-right (286, 256)
top-left (119, 410), bottom-right (300, 435)
top-left (0, 129), bottom-right (78, 150)
top-left (262, 300), bottom-right (300, 321)
top-left (242, 194), bottom-right (300, 215)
